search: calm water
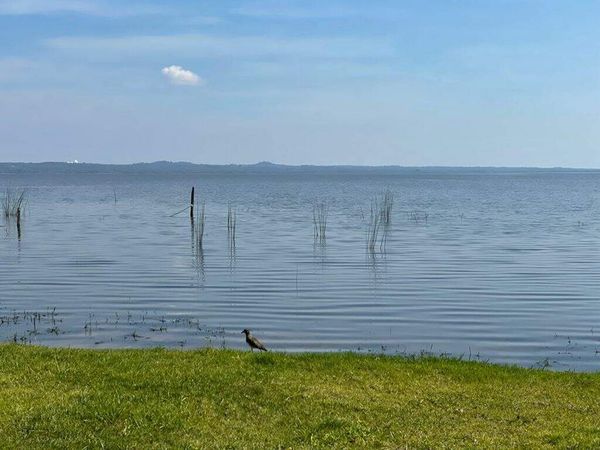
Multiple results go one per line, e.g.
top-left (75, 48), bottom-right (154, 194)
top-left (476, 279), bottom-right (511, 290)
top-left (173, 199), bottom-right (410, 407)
top-left (1, 164), bottom-right (599, 370)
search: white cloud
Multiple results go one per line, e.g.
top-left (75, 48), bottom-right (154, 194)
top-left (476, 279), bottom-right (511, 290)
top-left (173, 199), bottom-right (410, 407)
top-left (161, 65), bottom-right (202, 86)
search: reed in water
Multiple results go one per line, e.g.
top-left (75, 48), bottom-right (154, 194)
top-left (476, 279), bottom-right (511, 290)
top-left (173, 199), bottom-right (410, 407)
top-left (366, 199), bottom-right (382, 253)
top-left (313, 201), bottom-right (328, 244)
top-left (227, 204), bottom-right (237, 248)
top-left (2, 188), bottom-right (26, 218)
top-left (366, 190), bottom-right (394, 254)
top-left (194, 202), bottom-right (206, 249)
top-left (381, 189), bottom-right (393, 226)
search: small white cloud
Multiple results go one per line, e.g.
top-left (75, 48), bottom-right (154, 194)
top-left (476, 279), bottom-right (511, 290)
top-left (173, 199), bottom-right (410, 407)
top-left (161, 65), bottom-right (202, 86)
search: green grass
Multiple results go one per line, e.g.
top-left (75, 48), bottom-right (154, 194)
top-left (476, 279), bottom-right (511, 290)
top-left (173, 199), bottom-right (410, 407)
top-left (0, 345), bottom-right (599, 448)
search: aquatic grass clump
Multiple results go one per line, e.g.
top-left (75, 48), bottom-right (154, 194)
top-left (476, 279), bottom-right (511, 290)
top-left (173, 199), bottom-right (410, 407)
top-left (381, 189), bottom-right (394, 226)
top-left (227, 203), bottom-right (237, 248)
top-left (313, 201), bottom-right (328, 244)
top-left (366, 190), bottom-right (394, 253)
top-left (366, 200), bottom-right (382, 252)
top-left (191, 202), bottom-right (206, 279)
top-left (2, 188), bottom-right (26, 218)
top-left (379, 189), bottom-right (393, 251)
top-left (2, 188), bottom-right (26, 239)
top-left (194, 202), bottom-right (206, 249)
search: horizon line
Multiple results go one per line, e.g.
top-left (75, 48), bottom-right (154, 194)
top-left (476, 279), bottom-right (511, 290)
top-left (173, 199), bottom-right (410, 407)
top-left (1, 160), bottom-right (599, 171)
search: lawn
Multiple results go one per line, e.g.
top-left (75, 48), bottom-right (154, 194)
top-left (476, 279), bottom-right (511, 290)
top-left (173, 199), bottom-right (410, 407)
top-left (0, 345), bottom-right (598, 448)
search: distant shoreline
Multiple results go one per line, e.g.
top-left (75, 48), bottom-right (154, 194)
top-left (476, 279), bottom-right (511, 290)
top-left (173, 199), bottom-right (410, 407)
top-left (1, 161), bottom-right (599, 174)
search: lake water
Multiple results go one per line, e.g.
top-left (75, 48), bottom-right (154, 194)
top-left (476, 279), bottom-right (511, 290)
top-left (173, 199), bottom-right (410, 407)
top-left (1, 164), bottom-right (599, 371)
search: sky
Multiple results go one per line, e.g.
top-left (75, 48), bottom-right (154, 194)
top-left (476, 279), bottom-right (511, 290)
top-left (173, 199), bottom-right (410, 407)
top-left (0, 0), bottom-right (599, 167)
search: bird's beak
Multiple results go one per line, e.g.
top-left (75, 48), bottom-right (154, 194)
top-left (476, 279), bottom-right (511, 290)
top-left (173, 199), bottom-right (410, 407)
top-left (241, 331), bottom-right (244, 334)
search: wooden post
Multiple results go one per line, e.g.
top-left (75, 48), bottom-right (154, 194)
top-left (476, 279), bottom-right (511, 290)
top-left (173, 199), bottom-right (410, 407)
top-left (190, 187), bottom-right (195, 220)
top-left (16, 207), bottom-right (21, 240)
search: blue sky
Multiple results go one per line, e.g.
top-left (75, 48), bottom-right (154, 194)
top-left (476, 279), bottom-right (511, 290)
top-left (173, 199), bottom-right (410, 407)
top-left (0, 0), bottom-right (599, 166)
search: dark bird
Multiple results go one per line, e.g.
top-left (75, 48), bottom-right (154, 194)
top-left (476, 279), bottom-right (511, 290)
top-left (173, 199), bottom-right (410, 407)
top-left (241, 329), bottom-right (268, 352)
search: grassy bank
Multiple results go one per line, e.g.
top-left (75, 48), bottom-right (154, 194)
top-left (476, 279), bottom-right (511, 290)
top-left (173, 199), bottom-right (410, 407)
top-left (0, 345), bottom-right (598, 448)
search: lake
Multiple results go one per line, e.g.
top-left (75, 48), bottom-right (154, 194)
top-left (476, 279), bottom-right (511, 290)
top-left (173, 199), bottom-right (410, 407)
top-left (1, 163), bottom-right (599, 370)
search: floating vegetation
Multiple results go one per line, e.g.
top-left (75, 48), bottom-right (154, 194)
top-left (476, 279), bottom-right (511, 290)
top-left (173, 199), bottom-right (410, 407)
top-left (2, 307), bottom-right (228, 348)
top-left (124, 330), bottom-right (147, 341)
top-left (0, 308), bottom-right (59, 327)
top-left (0, 308), bottom-right (60, 344)
top-left (313, 201), bottom-right (328, 244)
